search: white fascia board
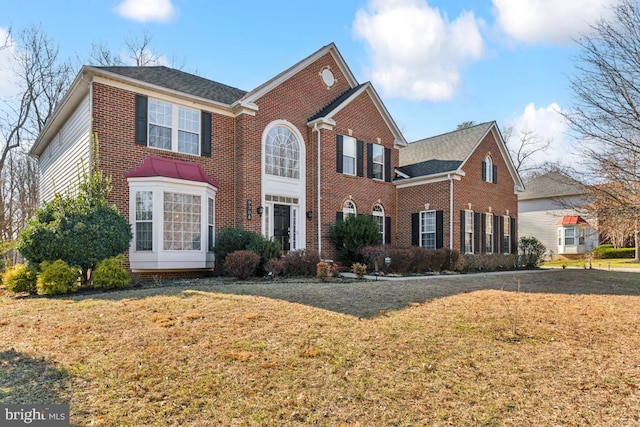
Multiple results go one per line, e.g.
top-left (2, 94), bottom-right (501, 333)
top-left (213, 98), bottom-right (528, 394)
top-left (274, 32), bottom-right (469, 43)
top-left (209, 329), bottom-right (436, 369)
top-left (394, 170), bottom-right (465, 189)
top-left (307, 117), bottom-right (336, 130)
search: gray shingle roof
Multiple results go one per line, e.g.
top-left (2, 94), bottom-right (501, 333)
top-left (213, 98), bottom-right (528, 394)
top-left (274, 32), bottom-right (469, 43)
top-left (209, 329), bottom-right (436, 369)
top-left (96, 66), bottom-right (247, 105)
top-left (399, 121), bottom-right (494, 167)
top-left (519, 171), bottom-right (585, 200)
top-left (396, 159), bottom-right (463, 177)
top-left (308, 84), bottom-right (365, 121)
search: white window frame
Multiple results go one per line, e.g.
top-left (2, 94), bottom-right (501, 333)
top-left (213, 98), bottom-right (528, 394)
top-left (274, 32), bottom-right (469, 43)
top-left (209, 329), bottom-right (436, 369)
top-left (564, 227), bottom-right (576, 246)
top-left (343, 200), bottom-right (357, 218)
top-left (465, 210), bottom-right (474, 254)
top-left (264, 125), bottom-right (300, 179)
top-left (502, 215), bottom-right (511, 254)
top-left (372, 204), bottom-right (384, 244)
top-left (484, 155), bottom-right (493, 183)
top-left (420, 210), bottom-right (436, 249)
top-left (372, 144), bottom-right (384, 180)
top-left (148, 98), bottom-right (200, 156)
top-left (485, 213), bottom-right (493, 254)
top-left (128, 176), bottom-right (216, 270)
top-left (342, 135), bottom-right (356, 176)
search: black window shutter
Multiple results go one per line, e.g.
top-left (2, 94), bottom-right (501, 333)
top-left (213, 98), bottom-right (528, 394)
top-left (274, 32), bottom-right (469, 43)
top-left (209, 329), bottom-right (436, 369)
top-left (481, 213), bottom-right (487, 253)
top-left (460, 210), bottom-right (465, 253)
top-left (336, 135), bottom-right (343, 173)
top-left (135, 94), bottom-right (148, 146)
top-left (384, 148), bottom-right (392, 182)
top-left (201, 111), bottom-right (212, 157)
top-left (510, 217), bottom-right (517, 254)
top-left (493, 165), bottom-right (498, 184)
top-left (357, 139), bottom-right (364, 177)
top-left (499, 215), bottom-right (505, 253)
top-left (411, 213), bottom-right (420, 246)
top-left (493, 215), bottom-right (500, 252)
top-left (367, 143), bottom-right (373, 178)
top-left (436, 210), bottom-right (444, 249)
top-left (474, 212), bottom-right (481, 254)
top-left (481, 160), bottom-right (486, 181)
top-left (385, 216), bottom-right (391, 245)
top-left (336, 211), bottom-right (343, 223)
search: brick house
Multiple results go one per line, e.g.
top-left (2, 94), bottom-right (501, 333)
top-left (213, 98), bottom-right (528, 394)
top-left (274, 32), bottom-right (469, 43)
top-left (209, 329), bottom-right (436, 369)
top-left (395, 122), bottom-right (523, 255)
top-left (29, 44), bottom-right (521, 275)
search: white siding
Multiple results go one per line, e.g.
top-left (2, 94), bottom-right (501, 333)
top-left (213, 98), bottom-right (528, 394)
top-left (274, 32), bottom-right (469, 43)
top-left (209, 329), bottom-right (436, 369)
top-left (39, 94), bottom-right (91, 204)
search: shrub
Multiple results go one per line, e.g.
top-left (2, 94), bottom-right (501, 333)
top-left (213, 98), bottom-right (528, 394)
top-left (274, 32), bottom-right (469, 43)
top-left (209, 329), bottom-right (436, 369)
top-left (359, 246), bottom-right (463, 275)
top-left (461, 253), bottom-right (518, 273)
top-left (266, 257), bottom-right (285, 279)
top-left (249, 238), bottom-right (283, 275)
top-left (316, 262), bottom-right (331, 281)
top-left (352, 262), bottom-right (367, 279)
top-left (224, 250), bottom-right (260, 280)
top-left (2, 264), bottom-right (37, 294)
top-left (92, 256), bottom-right (131, 290)
top-left (282, 249), bottom-right (320, 277)
top-left (331, 263), bottom-right (341, 278)
top-left (591, 244), bottom-right (635, 259)
top-left (518, 236), bottom-right (546, 268)
top-left (328, 214), bottom-right (381, 265)
top-left (37, 260), bottom-right (79, 295)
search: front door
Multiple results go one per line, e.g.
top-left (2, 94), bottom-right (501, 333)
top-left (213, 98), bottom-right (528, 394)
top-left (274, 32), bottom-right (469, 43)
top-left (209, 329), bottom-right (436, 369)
top-left (273, 204), bottom-right (291, 251)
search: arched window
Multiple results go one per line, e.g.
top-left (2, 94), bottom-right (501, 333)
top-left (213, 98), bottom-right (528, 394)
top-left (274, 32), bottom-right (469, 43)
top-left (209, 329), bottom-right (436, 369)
top-left (484, 155), bottom-right (493, 183)
top-left (265, 125), bottom-right (300, 179)
top-left (372, 204), bottom-right (384, 244)
top-left (343, 200), bottom-right (356, 218)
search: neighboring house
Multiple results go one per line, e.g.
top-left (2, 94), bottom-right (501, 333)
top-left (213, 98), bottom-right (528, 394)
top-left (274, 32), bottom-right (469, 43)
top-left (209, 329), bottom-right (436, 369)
top-left (29, 43), bottom-right (406, 274)
top-left (395, 122), bottom-right (524, 255)
top-left (518, 171), bottom-right (598, 258)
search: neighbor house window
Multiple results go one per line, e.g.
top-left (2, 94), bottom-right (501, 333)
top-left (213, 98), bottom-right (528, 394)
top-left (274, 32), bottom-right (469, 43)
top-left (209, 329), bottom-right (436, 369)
top-left (558, 228), bottom-right (562, 246)
top-left (564, 227), bottom-right (575, 246)
top-left (342, 135), bottom-right (356, 175)
top-left (163, 192), bottom-right (202, 251)
top-left (421, 210), bottom-right (436, 249)
top-left (502, 216), bottom-right (511, 254)
top-left (465, 210), bottom-right (474, 254)
top-left (264, 125), bottom-right (300, 179)
top-left (148, 98), bottom-right (200, 155)
top-left (372, 144), bottom-right (384, 180)
top-left (485, 213), bottom-right (493, 254)
top-left (343, 200), bottom-right (356, 218)
top-left (579, 227), bottom-right (585, 245)
top-left (373, 204), bottom-right (384, 244)
top-left (135, 191), bottom-right (153, 251)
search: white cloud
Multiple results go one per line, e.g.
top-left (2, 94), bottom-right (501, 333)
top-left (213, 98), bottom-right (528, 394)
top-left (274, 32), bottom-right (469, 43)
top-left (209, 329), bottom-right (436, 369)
top-left (505, 102), bottom-right (570, 168)
top-left (492, 0), bottom-right (617, 44)
top-left (353, 0), bottom-right (485, 101)
top-left (115, 0), bottom-right (176, 23)
top-left (0, 27), bottom-right (20, 99)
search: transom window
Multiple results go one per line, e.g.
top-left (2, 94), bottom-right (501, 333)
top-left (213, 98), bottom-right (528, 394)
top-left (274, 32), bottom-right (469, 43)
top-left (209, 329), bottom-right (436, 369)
top-left (343, 200), bottom-right (356, 218)
top-left (372, 204), bottom-right (384, 244)
top-left (148, 99), bottom-right (200, 155)
top-left (265, 125), bottom-right (300, 179)
top-left (342, 136), bottom-right (356, 176)
top-left (421, 210), bottom-right (436, 249)
top-left (372, 144), bottom-right (384, 180)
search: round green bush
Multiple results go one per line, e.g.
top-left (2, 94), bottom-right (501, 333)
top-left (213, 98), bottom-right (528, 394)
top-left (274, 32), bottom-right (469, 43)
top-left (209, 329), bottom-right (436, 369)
top-left (37, 260), bottom-right (79, 295)
top-left (92, 256), bottom-right (131, 290)
top-left (2, 264), bottom-right (38, 294)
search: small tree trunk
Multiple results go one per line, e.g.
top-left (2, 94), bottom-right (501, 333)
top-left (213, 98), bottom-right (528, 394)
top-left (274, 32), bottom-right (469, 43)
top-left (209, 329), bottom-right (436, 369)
top-left (635, 229), bottom-right (640, 262)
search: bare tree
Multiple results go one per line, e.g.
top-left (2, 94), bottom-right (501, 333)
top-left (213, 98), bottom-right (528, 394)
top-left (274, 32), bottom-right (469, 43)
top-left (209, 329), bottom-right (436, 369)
top-left (89, 30), bottom-right (185, 69)
top-left (502, 126), bottom-right (551, 177)
top-left (0, 25), bottom-right (72, 259)
top-left (456, 121), bottom-right (475, 130)
top-left (563, 0), bottom-right (640, 260)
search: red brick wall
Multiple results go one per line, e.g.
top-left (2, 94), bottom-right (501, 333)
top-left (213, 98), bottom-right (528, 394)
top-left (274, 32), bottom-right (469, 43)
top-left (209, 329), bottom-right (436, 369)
top-left (396, 180), bottom-right (451, 247)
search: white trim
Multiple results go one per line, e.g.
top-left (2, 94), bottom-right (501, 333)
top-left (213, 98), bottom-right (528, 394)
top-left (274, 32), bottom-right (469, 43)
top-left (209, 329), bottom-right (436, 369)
top-left (394, 170), bottom-right (465, 188)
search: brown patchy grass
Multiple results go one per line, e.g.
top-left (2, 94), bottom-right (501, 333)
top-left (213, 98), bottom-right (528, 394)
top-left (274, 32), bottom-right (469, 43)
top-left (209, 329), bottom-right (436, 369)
top-left (0, 269), bottom-right (639, 426)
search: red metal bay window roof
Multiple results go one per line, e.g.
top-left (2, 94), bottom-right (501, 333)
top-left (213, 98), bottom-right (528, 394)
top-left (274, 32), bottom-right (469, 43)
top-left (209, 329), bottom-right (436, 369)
top-left (557, 215), bottom-right (588, 226)
top-left (125, 155), bottom-right (218, 188)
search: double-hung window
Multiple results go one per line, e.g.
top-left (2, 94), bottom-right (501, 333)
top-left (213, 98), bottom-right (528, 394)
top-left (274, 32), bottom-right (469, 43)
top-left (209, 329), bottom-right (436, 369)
top-left (502, 216), bottom-right (511, 254)
top-left (148, 99), bottom-right (200, 155)
top-left (485, 213), bottom-right (493, 253)
top-left (163, 192), bottom-right (202, 251)
top-left (564, 227), bottom-right (575, 246)
top-left (465, 210), bottom-right (474, 254)
top-left (135, 191), bottom-right (153, 251)
top-left (342, 136), bottom-right (356, 175)
top-left (372, 144), bottom-right (384, 180)
top-left (421, 210), bottom-right (436, 249)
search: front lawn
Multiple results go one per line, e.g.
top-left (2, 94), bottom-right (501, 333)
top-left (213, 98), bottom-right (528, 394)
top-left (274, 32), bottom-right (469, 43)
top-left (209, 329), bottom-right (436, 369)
top-left (1, 270), bottom-right (639, 425)
top-left (542, 257), bottom-right (639, 269)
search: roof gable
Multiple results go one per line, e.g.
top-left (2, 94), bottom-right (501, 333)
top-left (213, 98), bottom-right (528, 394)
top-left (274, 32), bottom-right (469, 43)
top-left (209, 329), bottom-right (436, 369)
top-left (519, 171), bottom-right (585, 200)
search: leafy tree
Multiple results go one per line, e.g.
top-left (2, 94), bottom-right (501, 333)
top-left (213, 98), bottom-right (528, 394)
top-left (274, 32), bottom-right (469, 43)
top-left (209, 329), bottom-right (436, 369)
top-left (328, 214), bottom-right (381, 265)
top-left (518, 236), bottom-right (546, 268)
top-left (17, 170), bottom-right (132, 285)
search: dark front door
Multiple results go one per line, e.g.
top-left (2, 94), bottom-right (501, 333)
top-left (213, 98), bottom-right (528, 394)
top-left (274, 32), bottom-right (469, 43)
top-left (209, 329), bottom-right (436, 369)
top-left (273, 204), bottom-right (291, 251)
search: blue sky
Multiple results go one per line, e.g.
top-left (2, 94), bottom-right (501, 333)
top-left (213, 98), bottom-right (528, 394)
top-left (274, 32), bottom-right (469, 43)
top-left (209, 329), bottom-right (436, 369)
top-left (1, 0), bottom-right (619, 168)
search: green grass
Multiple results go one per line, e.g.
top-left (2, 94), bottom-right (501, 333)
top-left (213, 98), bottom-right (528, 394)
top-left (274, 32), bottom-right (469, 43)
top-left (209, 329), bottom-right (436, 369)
top-left (542, 257), bottom-right (640, 269)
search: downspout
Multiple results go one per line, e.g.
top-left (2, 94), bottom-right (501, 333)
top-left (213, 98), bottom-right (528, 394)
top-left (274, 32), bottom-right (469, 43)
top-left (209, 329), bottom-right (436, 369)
top-left (314, 124), bottom-right (322, 255)
top-left (233, 117), bottom-right (237, 227)
top-left (448, 173), bottom-right (454, 249)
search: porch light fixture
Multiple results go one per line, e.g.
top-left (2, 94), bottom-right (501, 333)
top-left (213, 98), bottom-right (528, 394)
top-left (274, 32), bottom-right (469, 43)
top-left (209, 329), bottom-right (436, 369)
top-left (257, 206), bottom-right (264, 216)
top-left (306, 210), bottom-right (313, 219)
